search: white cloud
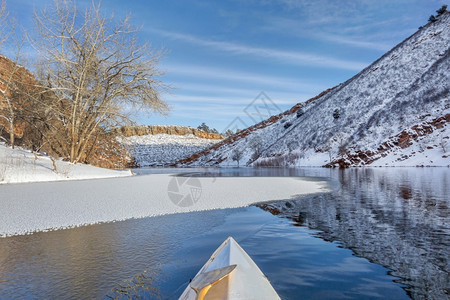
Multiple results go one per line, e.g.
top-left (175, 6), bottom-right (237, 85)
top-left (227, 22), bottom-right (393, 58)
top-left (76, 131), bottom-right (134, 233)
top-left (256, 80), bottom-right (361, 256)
top-left (151, 29), bottom-right (368, 71)
top-left (164, 63), bottom-right (329, 92)
top-left (165, 93), bottom-right (303, 106)
top-left (318, 34), bottom-right (392, 51)
top-left (255, 0), bottom-right (437, 52)
top-left (261, 15), bottom-right (395, 52)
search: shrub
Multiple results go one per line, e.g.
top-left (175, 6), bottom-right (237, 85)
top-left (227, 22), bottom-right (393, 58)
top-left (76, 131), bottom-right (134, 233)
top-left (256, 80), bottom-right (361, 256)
top-left (333, 109), bottom-right (340, 120)
top-left (287, 140), bottom-right (298, 153)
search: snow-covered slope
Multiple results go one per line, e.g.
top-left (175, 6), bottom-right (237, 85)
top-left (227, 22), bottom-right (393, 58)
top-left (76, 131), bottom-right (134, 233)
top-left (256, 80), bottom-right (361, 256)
top-left (0, 142), bottom-right (132, 184)
top-left (179, 13), bottom-right (450, 167)
top-left (118, 134), bottom-right (221, 167)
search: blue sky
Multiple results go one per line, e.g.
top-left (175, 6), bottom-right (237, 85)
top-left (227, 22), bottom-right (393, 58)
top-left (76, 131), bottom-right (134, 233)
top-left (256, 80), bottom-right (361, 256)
top-left (3, 0), bottom-right (444, 132)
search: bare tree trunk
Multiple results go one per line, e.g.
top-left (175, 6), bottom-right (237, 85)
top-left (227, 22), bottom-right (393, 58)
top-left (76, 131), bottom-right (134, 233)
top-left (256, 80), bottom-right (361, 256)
top-left (8, 112), bottom-right (14, 148)
top-left (49, 155), bottom-right (58, 173)
top-left (0, 77), bottom-right (17, 149)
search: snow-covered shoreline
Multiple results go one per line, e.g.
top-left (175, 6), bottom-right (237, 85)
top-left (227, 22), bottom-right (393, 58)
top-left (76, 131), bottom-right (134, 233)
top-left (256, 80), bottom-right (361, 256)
top-left (0, 173), bottom-right (328, 237)
top-left (0, 142), bottom-right (132, 184)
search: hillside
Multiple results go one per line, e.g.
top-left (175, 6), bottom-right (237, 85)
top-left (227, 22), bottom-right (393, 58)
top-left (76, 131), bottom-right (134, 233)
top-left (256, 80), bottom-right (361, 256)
top-left (177, 12), bottom-right (450, 168)
top-left (116, 125), bottom-right (223, 167)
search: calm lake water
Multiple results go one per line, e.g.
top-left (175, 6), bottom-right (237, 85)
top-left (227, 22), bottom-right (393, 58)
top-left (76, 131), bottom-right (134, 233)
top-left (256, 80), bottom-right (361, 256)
top-left (0, 168), bottom-right (448, 299)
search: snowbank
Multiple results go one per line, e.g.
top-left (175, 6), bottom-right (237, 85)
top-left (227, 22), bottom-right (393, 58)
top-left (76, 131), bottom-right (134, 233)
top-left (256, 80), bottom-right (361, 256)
top-left (0, 173), bottom-right (328, 237)
top-left (0, 142), bottom-right (132, 184)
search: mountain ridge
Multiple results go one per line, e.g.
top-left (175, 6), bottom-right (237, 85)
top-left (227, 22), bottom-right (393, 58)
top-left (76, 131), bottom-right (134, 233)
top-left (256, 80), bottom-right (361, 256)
top-left (176, 12), bottom-right (450, 167)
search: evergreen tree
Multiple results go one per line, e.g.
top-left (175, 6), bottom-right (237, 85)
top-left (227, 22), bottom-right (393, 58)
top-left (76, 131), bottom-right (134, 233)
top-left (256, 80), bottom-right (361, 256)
top-left (333, 109), bottom-right (340, 120)
top-left (197, 122), bottom-right (210, 133)
top-left (436, 5), bottom-right (447, 16)
top-left (223, 129), bottom-right (235, 137)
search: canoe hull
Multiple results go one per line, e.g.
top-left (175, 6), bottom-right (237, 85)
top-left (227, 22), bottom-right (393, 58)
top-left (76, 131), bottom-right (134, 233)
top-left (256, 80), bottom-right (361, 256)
top-left (179, 237), bottom-right (280, 300)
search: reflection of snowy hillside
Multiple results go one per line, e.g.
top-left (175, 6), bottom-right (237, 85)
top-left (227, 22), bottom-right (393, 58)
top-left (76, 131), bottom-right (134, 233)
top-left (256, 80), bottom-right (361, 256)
top-left (258, 168), bottom-right (449, 299)
top-left (179, 13), bottom-right (450, 167)
top-left (118, 134), bottom-right (221, 167)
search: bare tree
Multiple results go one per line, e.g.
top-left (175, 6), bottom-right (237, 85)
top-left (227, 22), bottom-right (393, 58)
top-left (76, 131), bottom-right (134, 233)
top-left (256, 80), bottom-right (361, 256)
top-left (335, 131), bottom-right (347, 155)
top-left (249, 136), bottom-right (263, 160)
top-left (231, 148), bottom-right (243, 167)
top-left (287, 140), bottom-right (298, 154)
top-left (32, 0), bottom-right (169, 163)
top-left (323, 131), bottom-right (347, 163)
top-left (324, 144), bottom-right (333, 163)
top-left (438, 132), bottom-right (448, 153)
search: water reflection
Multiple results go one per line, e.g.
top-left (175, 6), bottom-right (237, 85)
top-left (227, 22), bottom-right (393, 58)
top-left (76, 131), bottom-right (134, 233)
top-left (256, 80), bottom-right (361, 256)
top-left (0, 168), bottom-right (447, 299)
top-left (0, 210), bottom-right (230, 299)
top-left (140, 206), bottom-right (408, 300)
top-left (259, 168), bottom-right (450, 299)
top-left (134, 166), bottom-right (335, 179)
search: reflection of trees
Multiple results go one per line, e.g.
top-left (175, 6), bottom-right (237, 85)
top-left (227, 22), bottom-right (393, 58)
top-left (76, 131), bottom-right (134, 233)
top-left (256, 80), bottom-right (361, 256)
top-left (259, 168), bottom-right (449, 299)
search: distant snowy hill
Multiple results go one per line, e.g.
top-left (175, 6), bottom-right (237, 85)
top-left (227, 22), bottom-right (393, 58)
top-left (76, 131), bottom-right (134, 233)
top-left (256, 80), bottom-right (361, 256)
top-left (178, 12), bottom-right (450, 167)
top-left (117, 125), bottom-right (223, 167)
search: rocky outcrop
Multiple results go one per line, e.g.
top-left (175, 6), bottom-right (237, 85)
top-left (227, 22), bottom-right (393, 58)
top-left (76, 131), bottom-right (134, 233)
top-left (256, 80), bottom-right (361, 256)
top-left (0, 55), bottom-right (37, 142)
top-left (325, 114), bottom-right (450, 168)
top-left (113, 125), bottom-right (224, 140)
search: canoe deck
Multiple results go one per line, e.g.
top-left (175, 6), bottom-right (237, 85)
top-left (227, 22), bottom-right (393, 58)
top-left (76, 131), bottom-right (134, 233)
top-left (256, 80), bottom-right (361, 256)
top-left (179, 236), bottom-right (280, 300)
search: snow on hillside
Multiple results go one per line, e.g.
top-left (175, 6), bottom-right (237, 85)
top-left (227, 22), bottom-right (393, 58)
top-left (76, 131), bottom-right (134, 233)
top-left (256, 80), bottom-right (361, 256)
top-left (0, 142), bottom-right (132, 184)
top-left (179, 13), bottom-right (450, 168)
top-left (118, 134), bottom-right (221, 167)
